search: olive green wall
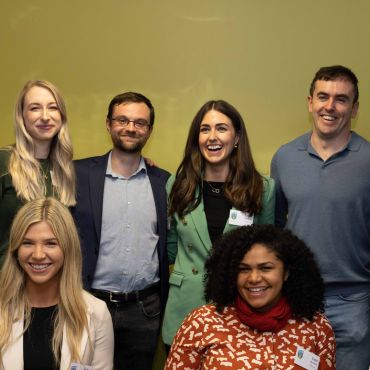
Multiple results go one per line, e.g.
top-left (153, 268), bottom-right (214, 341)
top-left (1, 0), bottom-right (370, 176)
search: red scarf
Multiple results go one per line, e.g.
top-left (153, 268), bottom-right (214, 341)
top-left (235, 295), bottom-right (292, 332)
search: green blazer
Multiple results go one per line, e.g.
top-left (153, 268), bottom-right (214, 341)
top-left (162, 175), bottom-right (275, 345)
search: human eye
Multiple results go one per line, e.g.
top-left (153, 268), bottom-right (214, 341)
top-left (238, 264), bottom-right (251, 273)
top-left (48, 104), bottom-right (59, 111)
top-left (316, 93), bottom-right (328, 101)
top-left (115, 117), bottom-right (128, 125)
top-left (336, 96), bottom-right (348, 104)
top-left (217, 125), bottom-right (228, 132)
top-left (134, 119), bottom-right (149, 128)
top-left (21, 239), bottom-right (33, 247)
top-left (29, 105), bottom-right (40, 112)
top-left (260, 265), bottom-right (273, 272)
top-left (45, 240), bottom-right (58, 248)
top-left (199, 125), bottom-right (210, 133)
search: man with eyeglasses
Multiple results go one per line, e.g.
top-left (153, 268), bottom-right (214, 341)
top-left (72, 92), bottom-right (170, 370)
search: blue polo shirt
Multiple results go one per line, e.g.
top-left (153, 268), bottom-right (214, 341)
top-left (271, 132), bottom-right (370, 291)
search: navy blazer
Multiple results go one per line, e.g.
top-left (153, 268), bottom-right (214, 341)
top-left (72, 152), bottom-right (170, 307)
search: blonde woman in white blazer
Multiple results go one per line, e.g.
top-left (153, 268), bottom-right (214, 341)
top-left (0, 198), bottom-right (114, 370)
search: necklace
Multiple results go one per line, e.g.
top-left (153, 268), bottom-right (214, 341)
top-left (205, 181), bottom-right (224, 194)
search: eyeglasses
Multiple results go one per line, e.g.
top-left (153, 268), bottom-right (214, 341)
top-left (110, 116), bottom-right (150, 130)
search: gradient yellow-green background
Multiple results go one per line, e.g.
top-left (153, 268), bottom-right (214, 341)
top-left (1, 1), bottom-right (370, 176)
top-left (1, 1), bottom-right (370, 368)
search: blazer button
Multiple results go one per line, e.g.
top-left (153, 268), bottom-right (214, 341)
top-left (192, 267), bottom-right (198, 275)
top-left (188, 244), bottom-right (193, 251)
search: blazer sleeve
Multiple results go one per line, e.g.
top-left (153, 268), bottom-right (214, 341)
top-left (255, 175), bottom-right (275, 224)
top-left (90, 301), bottom-right (114, 370)
top-left (166, 175), bottom-right (178, 264)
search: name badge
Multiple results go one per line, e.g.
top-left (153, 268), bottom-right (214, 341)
top-left (70, 363), bottom-right (93, 370)
top-left (228, 210), bottom-right (254, 226)
top-left (294, 346), bottom-right (320, 370)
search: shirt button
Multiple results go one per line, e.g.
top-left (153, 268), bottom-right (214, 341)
top-left (192, 267), bottom-right (198, 275)
top-left (188, 244), bottom-right (193, 251)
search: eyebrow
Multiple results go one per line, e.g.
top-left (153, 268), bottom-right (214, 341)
top-left (239, 261), bottom-right (275, 267)
top-left (316, 92), bottom-right (350, 100)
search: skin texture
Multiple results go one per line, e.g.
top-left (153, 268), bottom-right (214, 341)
top-left (198, 109), bottom-right (239, 181)
top-left (237, 243), bottom-right (288, 312)
top-left (106, 102), bottom-right (152, 154)
top-left (308, 79), bottom-right (359, 158)
top-left (22, 86), bottom-right (62, 151)
top-left (17, 221), bottom-right (64, 306)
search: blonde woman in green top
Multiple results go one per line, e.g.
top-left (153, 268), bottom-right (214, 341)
top-left (0, 80), bottom-right (75, 265)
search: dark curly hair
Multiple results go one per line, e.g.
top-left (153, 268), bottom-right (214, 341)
top-left (204, 224), bottom-right (324, 320)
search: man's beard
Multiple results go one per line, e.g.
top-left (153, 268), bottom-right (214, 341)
top-left (111, 134), bottom-right (145, 154)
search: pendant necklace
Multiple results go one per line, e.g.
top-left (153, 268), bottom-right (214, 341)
top-left (205, 181), bottom-right (223, 194)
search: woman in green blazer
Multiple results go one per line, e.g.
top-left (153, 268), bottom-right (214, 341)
top-left (162, 100), bottom-right (275, 346)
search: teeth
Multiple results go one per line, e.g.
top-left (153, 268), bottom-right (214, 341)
top-left (30, 264), bottom-right (49, 270)
top-left (322, 115), bottom-right (336, 121)
top-left (207, 145), bottom-right (222, 151)
top-left (248, 287), bottom-right (267, 292)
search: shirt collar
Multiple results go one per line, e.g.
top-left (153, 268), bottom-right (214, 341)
top-left (299, 131), bottom-right (361, 155)
top-left (106, 151), bottom-right (147, 179)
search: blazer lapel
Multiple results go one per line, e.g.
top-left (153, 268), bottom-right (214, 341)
top-left (60, 311), bottom-right (91, 370)
top-left (89, 153), bottom-right (109, 243)
top-left (189, 197), bottom-right (212, 250)
top-left (2, 318), bottom-right (23, 370)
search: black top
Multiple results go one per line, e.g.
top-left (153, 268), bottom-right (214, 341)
top-left (203, 181), bottom-right (232, 244)
top-left (24, 305), bottom-right (58, 370)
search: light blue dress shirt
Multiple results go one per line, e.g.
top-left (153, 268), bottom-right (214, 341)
top-left (92, 153), bottom-right (159, 292)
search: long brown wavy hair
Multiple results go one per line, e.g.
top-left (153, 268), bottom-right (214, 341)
top-left (169, 100), bottom-right (263, 218)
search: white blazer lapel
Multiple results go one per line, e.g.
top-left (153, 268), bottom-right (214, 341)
top-left (2, 319), bottom-right (24, 370)
top-left (59, 308), bottom-right (91, 370)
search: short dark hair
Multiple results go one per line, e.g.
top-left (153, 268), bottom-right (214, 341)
top-left (106, 91), bottom-right (155, 125)
top-left (204, 224), bottom-right (325, 320)
top-left (309, 65), bottom-right (359, 103)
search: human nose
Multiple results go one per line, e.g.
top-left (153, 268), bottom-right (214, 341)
top-left (208, 128), bottom-right (217, 141)
top-left (324, 98), bottom-right (335, 111)
top-left (125, 121), bottom-right (136, 131)
top-left (32, 245), bottom-right (46, 259)
top-left (248, 269), bottom-right (262, 283)
top-left (41, 108), bottom-right (50, 121)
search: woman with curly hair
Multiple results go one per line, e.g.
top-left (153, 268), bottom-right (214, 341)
top-left (162, 100), bottom-right (275, 347)
top-left (166, 224), bottom-right (335, 369)
top-left (0, 198), bottom-right (113, 369)
top-left (0, 80), bottom-right (76, 267)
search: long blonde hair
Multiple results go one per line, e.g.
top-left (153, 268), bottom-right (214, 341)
top-left (0, 198), bottom-right (88, 367)
top-left (9, 80), bottom-right (76, 206)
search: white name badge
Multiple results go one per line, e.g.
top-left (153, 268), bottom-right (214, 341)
top-left (294, 346), bottom-right (320, 370)
top-left (228, 210), bottom-right (254, 226)
top-left (70, 363), bottom-right (93, 370)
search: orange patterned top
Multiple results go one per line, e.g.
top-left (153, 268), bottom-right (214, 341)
top-left (165, 304), bottom-right (335, 370)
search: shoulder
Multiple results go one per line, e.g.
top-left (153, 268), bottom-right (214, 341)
top-left (261, 174), bottom-right (275, 191)
top-left (74, 152), bottom-right (110, 169)
top-left (146, 163), bottom-right (171, 181)
top-left (0, 148), bottom-right (12, 175)
top-left (350, 132), bottom-right (370, 153)
top-left (185, 304), bottom-right (235, 324)
top-left (273, 133), bottom-right (310, 160)
top-left (166, 173), bottom-right (176, 192)
top-left (289, 313), bottom-right (334, 335)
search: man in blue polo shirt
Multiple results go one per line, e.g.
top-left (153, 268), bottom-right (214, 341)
top-left (271, 65), bottom-right (370, 370)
